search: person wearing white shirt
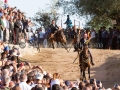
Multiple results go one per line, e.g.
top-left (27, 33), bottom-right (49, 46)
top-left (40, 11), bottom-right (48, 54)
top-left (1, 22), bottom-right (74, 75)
top-left (90, 29), bottom-right (96, 44)
top-left (38, 27), bottom-right (45, 47)
top-left (19, 73), bottom-right (32, 90)
top-left (50, 73), bottom-right (60, 90)
top-left (90, 29), bottom-right (96, 39)
top-left (28, 28), bottom-right (34, 42)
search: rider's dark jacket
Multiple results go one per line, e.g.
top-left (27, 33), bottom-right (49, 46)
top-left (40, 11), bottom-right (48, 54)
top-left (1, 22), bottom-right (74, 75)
top-left (50, 24), bottom-right (59, 34)
top-left (71, 30), bottom-right (77, 39)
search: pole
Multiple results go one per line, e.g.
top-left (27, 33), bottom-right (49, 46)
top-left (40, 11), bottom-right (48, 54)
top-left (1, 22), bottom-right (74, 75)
top-left (74, 19), bottom-right (75, 26)
top-left (61, 19), bottom-right (62, 28)
top-left (79, 21), bottom-right (80, 28)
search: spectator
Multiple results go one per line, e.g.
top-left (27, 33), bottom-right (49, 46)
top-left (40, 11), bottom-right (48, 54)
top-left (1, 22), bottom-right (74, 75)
top-left (38, 27), bottom-right (45, 47)
top-left (50, 73), bottom-right (60, 89)
top-left (52, 84), bottom-right (63, 90)
top-left (106, 28), bottom-right (113, 49)
top-left (90, 29), bottom-right (96, 44)
top-left (14, 17), bottom-right (21, 44)
top-left (19, 73), bottom-right (32, 90)
top-left (98, 27), bottom-right (103, 44)
top-left (111, 27), bottom-right (118, 50)
top-left (28, 28), bottom-right (34, 43)
top-left (9, 17), bottom-right (15, 44)
top-left (71, 87), bottom-right (77, 90)
top-left (79, 81), bottom-right (85, 90)
top-left (12, 85), bottom-right (22, 90)
top-left (101, 27), bottom-right (108, 49)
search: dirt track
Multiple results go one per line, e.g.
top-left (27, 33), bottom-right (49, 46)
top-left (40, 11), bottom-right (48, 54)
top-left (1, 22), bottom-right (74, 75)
top-left (23, 48), bottom-right (120, 88)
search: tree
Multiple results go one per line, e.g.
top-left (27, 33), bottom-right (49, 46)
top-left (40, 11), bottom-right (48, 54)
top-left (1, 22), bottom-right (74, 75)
top-left (33, 0), bottom-right (60, 29)
top-left (56, 0), bottom-right (120, 28)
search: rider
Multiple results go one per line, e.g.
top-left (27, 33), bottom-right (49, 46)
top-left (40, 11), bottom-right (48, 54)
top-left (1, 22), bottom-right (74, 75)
top-left (64, 15), bottom-right (73, 30)
top-left (75, 28), bottom-right (82, 50)
top-left (79, 44), bottom-right (95, 66)
top-left (71, 26), bottom-right (77, 52)
top-left (50, 20), bottom-right (59, 35)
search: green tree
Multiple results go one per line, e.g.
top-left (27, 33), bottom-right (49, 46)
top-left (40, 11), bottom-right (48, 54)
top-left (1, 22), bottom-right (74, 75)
top-left (56, 0), bottom-right (120, 28)
top-left (33, 0), bottom-right (60, 29)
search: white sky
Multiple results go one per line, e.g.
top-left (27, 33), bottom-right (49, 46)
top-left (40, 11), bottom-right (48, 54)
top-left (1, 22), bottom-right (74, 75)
top-left (7, 0), bottom-right (85, 28)
top-left (8, 0), bottom-right (51, 17)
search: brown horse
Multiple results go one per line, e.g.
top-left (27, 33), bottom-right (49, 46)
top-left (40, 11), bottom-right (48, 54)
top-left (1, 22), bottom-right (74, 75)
top-left (48, 29), bottom-right (69, 52)
top-left (79, 45), bottom-right (92, 80)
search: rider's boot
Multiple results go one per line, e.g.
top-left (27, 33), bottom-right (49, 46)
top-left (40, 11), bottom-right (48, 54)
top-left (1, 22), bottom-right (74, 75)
top-left (91, 59), bottom-right (95, 66)
top-left (79, 64), bottom-right (82, 66)
top-left (91, 62), bottom-right (94, 66)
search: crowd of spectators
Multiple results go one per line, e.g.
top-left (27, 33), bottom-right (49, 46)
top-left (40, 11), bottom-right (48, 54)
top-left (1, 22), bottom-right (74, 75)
top-left (0, 0), bottom-right (33, 45)
top-left (86, 26), bottom-right (120, 50)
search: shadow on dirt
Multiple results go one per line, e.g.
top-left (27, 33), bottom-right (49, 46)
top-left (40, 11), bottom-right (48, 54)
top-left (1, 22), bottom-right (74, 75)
top-left (90, 54), bottom-right (120, 88)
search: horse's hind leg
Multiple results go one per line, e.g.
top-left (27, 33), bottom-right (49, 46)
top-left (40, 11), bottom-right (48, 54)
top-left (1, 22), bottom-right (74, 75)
top-left (61, 43), bottom-right (69, 52)
top-left (80, 66), bottom-right (83, 81)
top-left (82, 66), bottom-right (86, 80)
top-left (80, 67), bottom-right (82, 75)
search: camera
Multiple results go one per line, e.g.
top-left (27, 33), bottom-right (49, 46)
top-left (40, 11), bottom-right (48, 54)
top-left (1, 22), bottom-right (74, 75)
top-left (36, 66), bottom-right (39, 68)
top-left (90, 79), bottom-right (94, 84)
top-left (24, 61), bottom-right (28, 65)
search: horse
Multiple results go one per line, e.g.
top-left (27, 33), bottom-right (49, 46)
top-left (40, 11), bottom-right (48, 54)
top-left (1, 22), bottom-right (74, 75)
top-left (79, 45), bottom-right (92, 80)
top-left (64, 27), bottom-right (73, 41)
top-left (47, 29), bottom-right (69, 52)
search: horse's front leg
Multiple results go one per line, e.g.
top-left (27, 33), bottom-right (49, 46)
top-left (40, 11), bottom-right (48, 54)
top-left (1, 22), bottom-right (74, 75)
top-left (80, 67), bottom-right (82, 76)
top-left (80, 66), bottom-right (83, 80)
top-left (88, 66), bottom-right (90, 79)
top-left (52, 40), bottom-right (55, 49)
top-left (82, 66), bottom-right (86, 80)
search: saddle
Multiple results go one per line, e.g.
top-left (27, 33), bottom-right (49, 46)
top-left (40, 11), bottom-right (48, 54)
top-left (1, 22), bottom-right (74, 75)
top-left (83, 51), bottom-right (90, 63)
top-left (83, 57), bottom-right (90, 63)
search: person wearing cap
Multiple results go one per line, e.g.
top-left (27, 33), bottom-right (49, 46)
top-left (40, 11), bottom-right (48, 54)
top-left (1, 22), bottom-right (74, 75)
top-left (65, 80), bottom-right (71, 88)
top-left (4, 46), bottom-right (9, 55)
top-left (30, 72), bottom-right (44, 88)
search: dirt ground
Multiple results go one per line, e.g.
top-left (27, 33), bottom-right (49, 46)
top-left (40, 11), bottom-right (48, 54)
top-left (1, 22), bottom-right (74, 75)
top-left (22, 48), bottom-right (120, 88)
